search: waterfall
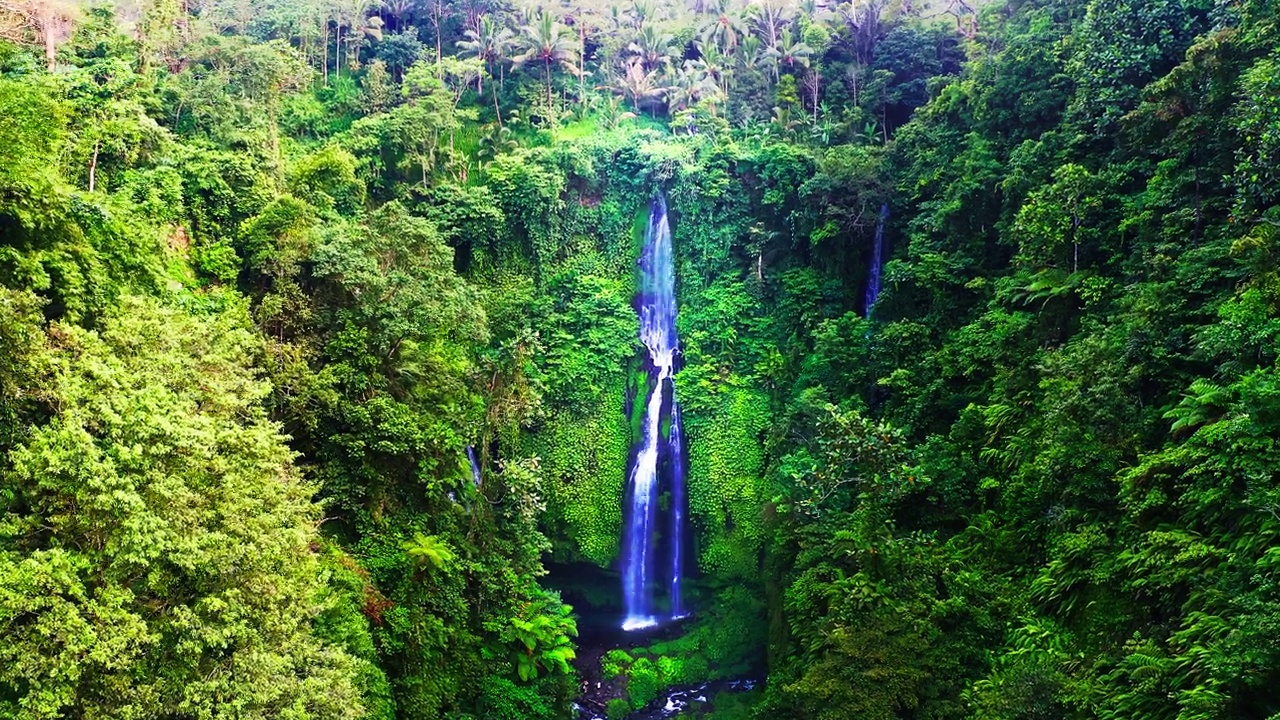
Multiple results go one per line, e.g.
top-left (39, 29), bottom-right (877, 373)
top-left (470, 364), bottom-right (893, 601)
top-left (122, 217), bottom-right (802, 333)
top-left (621, 195), bottom-right (688, 631)
top-left (864, 203), bottom-right (890, 317)
top-left (669, 402), bottom-right (686, 619)
top-left (466, 445), bottom-right (482, 488)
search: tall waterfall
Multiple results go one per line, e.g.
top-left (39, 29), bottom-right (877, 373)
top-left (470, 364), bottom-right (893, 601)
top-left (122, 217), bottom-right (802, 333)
top-left (621, 195), bottom-right (688, 631)
top-left (864, 203), bottom-right (890, 317)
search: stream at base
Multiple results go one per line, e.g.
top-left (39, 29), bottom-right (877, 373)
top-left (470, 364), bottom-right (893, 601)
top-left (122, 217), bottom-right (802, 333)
top-left (574, 679), bottom-right (760, 720)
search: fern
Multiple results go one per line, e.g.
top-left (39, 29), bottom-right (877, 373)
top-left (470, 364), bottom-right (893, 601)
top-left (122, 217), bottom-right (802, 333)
top-left (1163, 379), bottom-right (1231, 435)
top-left (401, 533), bottom-right (457, 571)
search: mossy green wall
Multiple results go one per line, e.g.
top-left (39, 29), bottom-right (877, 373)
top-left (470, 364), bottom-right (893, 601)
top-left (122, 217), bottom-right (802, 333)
top-left (684, 387), bottom-right (773, 580)
top-left (528, 380), bottom-right (630, 566)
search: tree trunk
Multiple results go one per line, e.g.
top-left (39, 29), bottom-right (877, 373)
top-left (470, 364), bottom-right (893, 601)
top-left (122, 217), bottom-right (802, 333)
top-left (434, 0), bottom-right (442, 78)
top-left (545, 60), bottom-right (552, 120)
top-left (492, 81), bottom-right (502, 128)
top-left (812, 74), bottom-right (819, 123)
top-left (271, 115), bottom-right (282, 181)
top-left (41, 5), bottom-right (56, 70)
top-left (88, 139), bottom-right (100, 192)
top-left (578, 25), bottom-right (586, 114)
top-left (1072, 214), bottom-right (1080, 272)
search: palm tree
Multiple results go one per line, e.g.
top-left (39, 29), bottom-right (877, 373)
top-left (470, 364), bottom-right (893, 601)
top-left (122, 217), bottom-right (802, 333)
top-left (739, 34), bottom-right (773, 80)
top-left (799, 0), bottom-right (835, 22)
top-left (456, 14), bottom-right (512, 96)
top-left (512, 12), bottom-right (579, 119)
top-left (332, 0), bottom-right (381, 76)
top-left (611, 57), bottom-right (668, 115)
top-left (627, 23), bottom-right (678, 72)
top-left (624, 0), bottom-right (662, 29)
top-left (697, 0), bottom-right (746, 54)
top-left (669, 60), bottom-right (722, 114)
top-left (604, 2), bottom-right (628, 33)
top-left (564, 0), bottom-right (615, 116)
top-left (768, 27), bottom-right (812, 71)
top-left (770, 105), bottom-right (801, 136)
top-left (596, 93), bottom-right (638, 128)
top-left (381, 0), bottom-right (412, 25)
top-left (690, 42), bottom-right (731, 96)
top-left (738, 33), bottom-right (762, 64)
top-left (667, 64), bottom-right (698, 114)
top-left (477, 122), bottom-right (518, 164)
top-left (457, 14), bottom-right (513, 125)
top-left (747, 0), bottom-right (789, 49)
top-left (835, 0), bottom-right (889, 64)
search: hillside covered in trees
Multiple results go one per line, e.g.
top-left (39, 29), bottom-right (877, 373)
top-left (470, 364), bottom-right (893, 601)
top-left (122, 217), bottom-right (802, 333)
top-left (3, 0), bottom-right (1280, 718)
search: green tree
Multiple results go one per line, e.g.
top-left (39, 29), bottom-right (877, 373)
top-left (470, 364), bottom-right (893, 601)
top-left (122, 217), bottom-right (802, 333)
top-left (456, 14), bottom-right (513, 99)
top-left (498, 592), bottom-right (578, 682)
top-left (0, 296), bottom-right (364, 720)
top-left (511, 11), bottom-right (579, 122)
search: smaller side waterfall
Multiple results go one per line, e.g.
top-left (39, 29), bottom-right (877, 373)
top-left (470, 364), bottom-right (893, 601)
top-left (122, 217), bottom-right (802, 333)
top-left (466, 446), bottom-right (482, 488)
top-left (864, 203), bottom-right (890, 317)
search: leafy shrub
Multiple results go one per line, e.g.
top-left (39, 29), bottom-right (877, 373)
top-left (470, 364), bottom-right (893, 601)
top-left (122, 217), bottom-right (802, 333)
top-left (627, 657), bottom-right (661, 710)
top-left (606, 697), bottom-right (631, 719)
top-left (478, 676), bottom-right (555, 720)
top-left (602, 649), bottom-right (634, 680)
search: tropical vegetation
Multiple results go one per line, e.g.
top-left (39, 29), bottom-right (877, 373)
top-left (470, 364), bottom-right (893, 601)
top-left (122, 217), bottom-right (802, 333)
top-left (3, 0), bottom-right (1280, 718)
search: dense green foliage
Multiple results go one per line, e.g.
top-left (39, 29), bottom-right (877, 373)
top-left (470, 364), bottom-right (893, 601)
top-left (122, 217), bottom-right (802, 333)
top-left (3, 0), bottom-right (1280, 718)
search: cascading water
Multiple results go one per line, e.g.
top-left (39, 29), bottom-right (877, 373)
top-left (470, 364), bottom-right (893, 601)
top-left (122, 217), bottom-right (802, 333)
top-left (668, 402), bottom-right (686, 619)
top-left (864, 202), bottom-right (890, 317)
top-left (466, 445), bottom-right (482, 488)
top-left (621, 195), bottom-right (688, 631)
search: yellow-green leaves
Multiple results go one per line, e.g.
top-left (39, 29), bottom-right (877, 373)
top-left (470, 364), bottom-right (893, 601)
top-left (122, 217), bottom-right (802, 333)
top-left (401, 532), bottom-right (457, 572)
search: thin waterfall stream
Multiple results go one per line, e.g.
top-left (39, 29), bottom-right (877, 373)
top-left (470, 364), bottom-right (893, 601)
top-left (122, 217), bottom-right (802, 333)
top-left (864, 202), bottom-right (889, 317)
top-left (621, 195), bottom-right (688, 631)
top-left (466, 445), bottom-right (482, 488)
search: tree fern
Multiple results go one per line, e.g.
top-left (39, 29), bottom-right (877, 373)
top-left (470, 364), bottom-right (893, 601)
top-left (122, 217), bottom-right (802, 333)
top-left (1163, 379), bottom-right (1231, 435)
top-left (401, 532), bottom-right (457, 571)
